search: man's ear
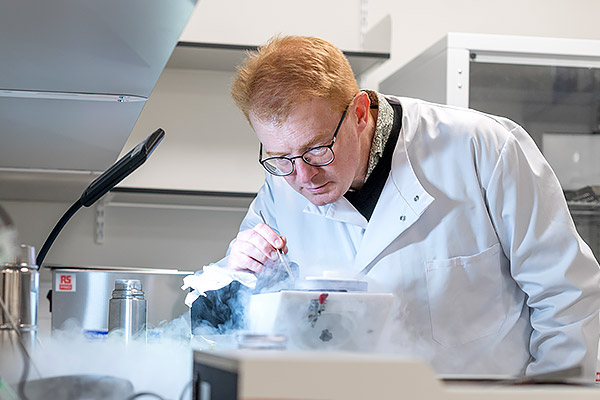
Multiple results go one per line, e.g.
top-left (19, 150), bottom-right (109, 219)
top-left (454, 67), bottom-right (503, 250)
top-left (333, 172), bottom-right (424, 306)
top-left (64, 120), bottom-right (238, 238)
top-left (353, 91), bottom-right (371, 130)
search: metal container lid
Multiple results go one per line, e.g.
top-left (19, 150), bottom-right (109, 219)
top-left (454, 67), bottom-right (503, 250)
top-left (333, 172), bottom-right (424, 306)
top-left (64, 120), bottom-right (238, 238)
top-left (2, 244), bottom-right (38, 269)
top-left (114, 279), bottom-right (142, 291)
top-left (111, 279), bottom-right (145, 299)
top-left (46, 265), bottom-right (193, 275)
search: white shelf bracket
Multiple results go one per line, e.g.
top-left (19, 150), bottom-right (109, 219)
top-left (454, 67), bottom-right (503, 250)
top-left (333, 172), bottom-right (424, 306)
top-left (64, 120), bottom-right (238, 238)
top-left (95, 194), bottom-right (115, 244)
top-left (95, 201), bottom-right (105, 244)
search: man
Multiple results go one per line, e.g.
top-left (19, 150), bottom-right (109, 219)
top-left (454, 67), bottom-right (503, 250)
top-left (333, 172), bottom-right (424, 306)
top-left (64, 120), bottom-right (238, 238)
top-left (220, 35), bottom-right (600, 380)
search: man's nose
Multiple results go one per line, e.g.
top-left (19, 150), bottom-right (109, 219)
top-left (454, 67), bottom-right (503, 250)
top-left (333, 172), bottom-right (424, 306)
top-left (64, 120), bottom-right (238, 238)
top-left (294, 159), bottom-right (319, 183)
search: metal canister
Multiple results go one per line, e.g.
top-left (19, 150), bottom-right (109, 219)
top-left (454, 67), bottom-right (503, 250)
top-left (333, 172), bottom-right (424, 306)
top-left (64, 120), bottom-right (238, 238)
top-left (0, 244), bottom-right (39, 349)
top-left (108, 279), bottom-right (147, 342)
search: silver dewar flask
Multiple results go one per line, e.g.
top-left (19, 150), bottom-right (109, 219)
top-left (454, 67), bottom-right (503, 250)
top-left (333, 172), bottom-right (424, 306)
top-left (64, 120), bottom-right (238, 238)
top-left (107, 279), bottom-right (147, 341)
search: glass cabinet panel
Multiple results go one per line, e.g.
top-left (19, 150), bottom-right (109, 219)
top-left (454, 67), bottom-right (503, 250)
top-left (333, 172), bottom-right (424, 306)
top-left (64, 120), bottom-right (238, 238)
top-left (470, 63), bottom-right (600, 148)
top-left (379, 33), bottom-right (600, 258)
top-left (469, 61), bottom-right (600, 257)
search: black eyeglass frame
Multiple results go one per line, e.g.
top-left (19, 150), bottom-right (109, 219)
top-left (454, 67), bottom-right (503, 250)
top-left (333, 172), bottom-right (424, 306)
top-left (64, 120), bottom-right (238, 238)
top-left (258, 106), bottom-right (349, 177)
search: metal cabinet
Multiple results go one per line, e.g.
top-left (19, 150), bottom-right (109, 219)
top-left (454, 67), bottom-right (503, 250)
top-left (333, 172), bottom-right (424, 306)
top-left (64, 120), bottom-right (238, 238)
top-left (380, 33), bottom-right (600, 257)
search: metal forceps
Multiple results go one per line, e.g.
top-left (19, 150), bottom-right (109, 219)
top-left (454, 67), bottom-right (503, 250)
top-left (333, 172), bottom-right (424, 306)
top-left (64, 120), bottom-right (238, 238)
top-left (258, 210), bottom-right (295, 281)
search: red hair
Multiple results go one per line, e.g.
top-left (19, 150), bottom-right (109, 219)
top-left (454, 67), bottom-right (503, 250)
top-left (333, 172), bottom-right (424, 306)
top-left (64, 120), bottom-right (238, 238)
top-left (231, 35), bottom-right (359, 125)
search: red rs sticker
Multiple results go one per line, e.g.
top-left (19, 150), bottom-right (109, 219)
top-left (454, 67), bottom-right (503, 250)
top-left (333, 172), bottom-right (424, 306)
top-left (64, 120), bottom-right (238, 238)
top-left (56, 273), bottom-right (76, 292)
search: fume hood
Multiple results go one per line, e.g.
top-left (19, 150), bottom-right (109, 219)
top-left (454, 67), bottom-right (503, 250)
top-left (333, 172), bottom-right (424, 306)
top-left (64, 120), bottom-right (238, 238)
top-left (0, 0), bottom-right (198, 200)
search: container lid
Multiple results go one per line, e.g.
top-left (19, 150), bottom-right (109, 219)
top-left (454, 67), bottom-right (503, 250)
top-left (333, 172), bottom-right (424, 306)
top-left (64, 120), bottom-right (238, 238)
top-left (2, 244), bottom-right (38, 269)
top-left (114, 279), bottom-right (142, 290)
top-left (46, 265), bottom-right (193, 275)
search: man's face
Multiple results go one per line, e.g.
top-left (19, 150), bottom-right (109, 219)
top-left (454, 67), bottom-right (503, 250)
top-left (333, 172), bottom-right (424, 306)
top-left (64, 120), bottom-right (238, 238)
top-left (251, 98), bottom-right (362, 206)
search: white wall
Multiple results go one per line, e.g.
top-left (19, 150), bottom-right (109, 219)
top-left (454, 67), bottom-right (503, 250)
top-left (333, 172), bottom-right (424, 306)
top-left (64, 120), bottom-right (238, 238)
top-left (177, 0), bottom-right (600, 88)
top-left (179, 0), bottom-right (364, 51)
top-left (117, 68), bottom-right (264, 192)
top-left (2, 0), bottom-right (599, 281)
top-left (363, 0), bottom-right (600, 88)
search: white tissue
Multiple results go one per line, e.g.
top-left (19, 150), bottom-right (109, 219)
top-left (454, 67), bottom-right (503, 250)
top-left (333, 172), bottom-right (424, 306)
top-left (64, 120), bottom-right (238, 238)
top-left (181, 265), bottom-right (257, 307)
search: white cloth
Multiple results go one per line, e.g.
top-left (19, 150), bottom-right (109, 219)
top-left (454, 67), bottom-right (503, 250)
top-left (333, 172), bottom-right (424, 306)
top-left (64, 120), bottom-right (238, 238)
top-left (218, 96), bottom-right (600, 380)
top-left (181, 264), bottom-right (257, 307)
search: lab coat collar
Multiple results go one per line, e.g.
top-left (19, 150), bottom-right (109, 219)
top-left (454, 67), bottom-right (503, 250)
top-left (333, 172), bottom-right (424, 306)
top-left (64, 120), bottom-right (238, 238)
top-left (353, 128), bottom-right (434, 273)
top-left (304, 97), bottom-right (434, 273)
top-left (302, 197), bottom-right (368, 228)
top-left (354, 97), bottom-right (434, 273)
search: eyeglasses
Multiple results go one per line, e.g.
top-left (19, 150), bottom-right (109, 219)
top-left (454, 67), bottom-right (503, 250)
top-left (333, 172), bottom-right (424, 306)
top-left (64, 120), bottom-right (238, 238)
top-left (259, 106), bottom-right (349, 176)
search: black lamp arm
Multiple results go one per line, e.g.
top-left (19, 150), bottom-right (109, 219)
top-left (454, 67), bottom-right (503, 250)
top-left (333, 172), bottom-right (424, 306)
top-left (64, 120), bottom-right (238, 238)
top-left (36, 128), bottom-right (165, 268)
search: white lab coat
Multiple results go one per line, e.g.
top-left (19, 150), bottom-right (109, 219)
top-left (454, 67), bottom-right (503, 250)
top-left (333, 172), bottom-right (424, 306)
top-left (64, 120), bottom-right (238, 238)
top-left (225, 96), bottom-right (600, 379)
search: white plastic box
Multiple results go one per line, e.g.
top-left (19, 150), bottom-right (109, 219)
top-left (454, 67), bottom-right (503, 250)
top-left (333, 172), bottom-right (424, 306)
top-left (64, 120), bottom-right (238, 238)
top-left (247, 290), bottom-right (394, 351)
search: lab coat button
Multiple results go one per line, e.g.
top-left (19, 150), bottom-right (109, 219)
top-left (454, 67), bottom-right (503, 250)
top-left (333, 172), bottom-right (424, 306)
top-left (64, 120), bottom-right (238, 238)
top-left (414, 195), bottom-right (419, 202)
top-left (399, 215), bottom-right (406, 221)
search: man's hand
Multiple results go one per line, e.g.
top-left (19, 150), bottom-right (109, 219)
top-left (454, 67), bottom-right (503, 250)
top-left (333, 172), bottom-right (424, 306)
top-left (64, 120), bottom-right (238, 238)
top-left (226, 223), bottom-right (288, 273)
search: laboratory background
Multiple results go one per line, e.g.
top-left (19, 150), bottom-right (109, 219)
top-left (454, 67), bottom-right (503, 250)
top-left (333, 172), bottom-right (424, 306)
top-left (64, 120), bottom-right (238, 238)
top-left (1, 0), bottom-right (600, 399)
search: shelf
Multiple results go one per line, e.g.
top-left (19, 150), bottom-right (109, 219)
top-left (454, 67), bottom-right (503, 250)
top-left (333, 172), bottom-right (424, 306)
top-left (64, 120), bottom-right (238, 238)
top-left (165, 41), bottom-right (390, 77)
top-left (0, 169), bottom-right (256, 208)
top-left (106, 187), bottom-right (255, 212)
top-left (568, 202), bottom-right (600, 215)
top-left (90, 187), bottom-right (254, 244)
top-left (0, 168), bottom-right (101, 203)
